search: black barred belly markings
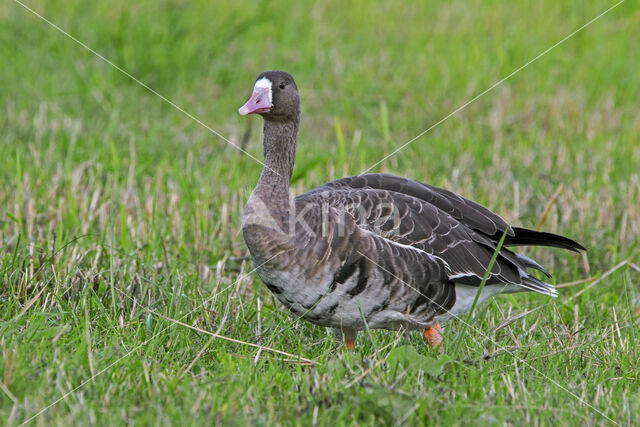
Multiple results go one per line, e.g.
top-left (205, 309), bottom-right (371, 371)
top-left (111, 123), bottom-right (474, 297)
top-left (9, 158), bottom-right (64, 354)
top-left (257, 257), bottom-right (416, 330)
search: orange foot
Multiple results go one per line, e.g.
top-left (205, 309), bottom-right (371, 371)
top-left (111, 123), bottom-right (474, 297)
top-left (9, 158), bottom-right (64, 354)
top-left (344, 339), bottom-right (355, 350)
top-left (423, 323), bottom-right (444, 352)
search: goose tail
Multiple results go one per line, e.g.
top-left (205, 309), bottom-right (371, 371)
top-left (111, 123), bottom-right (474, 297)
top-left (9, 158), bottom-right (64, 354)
top-left (505, 227), bottom-right (586, 253)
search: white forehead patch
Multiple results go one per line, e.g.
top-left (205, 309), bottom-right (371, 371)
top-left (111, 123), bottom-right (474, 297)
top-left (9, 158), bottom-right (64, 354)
top-left (254, 77), bottom-right (272, 104)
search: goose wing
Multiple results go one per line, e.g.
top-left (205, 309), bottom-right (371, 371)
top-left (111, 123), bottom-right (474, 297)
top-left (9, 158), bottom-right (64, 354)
top-left (298, 176), bottom-right (557, 295)
top-left (307, 173), bottom-right (584, 252)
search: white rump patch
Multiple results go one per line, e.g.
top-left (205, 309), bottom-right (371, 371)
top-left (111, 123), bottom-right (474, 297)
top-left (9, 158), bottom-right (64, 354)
top-left (436, 283), bottom-right (521, 323)
top-left (254, 77), bottom-right (272, 104)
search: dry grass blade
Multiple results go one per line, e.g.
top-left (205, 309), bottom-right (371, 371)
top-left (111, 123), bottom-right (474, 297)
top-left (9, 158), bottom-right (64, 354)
top-left (18, 285), bottom-right (47, 316)
top-left (536, 183), bottom-right (563, 230)
top-left (145, 307), bottom-right (316, 365)
top-left (493, 307), bottom-right (543, 334)
top-left (556, 276), bottom-right (598, 288)
top-left (0, 381), bottom-right (18, 405)
top-left (570, 260), bottom-right (629, 300)
top-left (228, 354), bottom-right (315, 366)
top-left (183, 336), bottom-right (215, 374)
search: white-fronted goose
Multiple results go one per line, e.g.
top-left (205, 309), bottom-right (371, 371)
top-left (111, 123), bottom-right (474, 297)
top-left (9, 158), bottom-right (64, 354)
top-left (239, 70), bottom-right (585, 350)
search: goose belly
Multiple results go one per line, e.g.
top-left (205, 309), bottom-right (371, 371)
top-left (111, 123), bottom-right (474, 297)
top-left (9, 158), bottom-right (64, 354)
top-left (255, 264), bottom-right (429, 330)
top-left (256, 265), bottom-right (339, 326)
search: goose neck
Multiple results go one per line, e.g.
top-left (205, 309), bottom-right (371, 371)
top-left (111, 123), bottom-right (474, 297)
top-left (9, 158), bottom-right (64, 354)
top-left (255, 119), bottom-right (298, 199)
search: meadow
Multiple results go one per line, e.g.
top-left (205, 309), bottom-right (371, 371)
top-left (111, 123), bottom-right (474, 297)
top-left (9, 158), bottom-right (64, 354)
top-left (1, 0), bottom-right (639, 425)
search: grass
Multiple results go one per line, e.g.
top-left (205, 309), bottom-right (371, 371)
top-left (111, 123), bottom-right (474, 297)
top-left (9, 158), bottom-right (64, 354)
top-left (1, 0), bottom-right (640, 424)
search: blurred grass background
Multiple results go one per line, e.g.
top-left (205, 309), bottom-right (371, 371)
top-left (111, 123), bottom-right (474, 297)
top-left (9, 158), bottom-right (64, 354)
top-left (1, 0), bottom-right (639, 425)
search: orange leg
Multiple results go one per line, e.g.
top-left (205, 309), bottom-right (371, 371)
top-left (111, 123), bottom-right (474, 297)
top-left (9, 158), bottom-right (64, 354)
top-left (423, 323), bottom-right (444, 352)
top-left (335, 327), bottom-right (357, 351)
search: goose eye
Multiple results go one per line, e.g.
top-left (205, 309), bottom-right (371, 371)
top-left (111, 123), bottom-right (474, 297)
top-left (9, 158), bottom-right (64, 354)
top-left (279, 82), bottom-right (286, 89)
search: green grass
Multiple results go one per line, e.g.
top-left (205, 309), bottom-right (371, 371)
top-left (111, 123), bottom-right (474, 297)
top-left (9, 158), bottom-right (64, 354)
top-left (1, 0), bottom-right (640, 424)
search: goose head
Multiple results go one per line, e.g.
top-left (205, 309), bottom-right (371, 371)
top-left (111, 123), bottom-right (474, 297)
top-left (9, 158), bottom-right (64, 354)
top-left (239, 70), bottom-right (300, 122)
